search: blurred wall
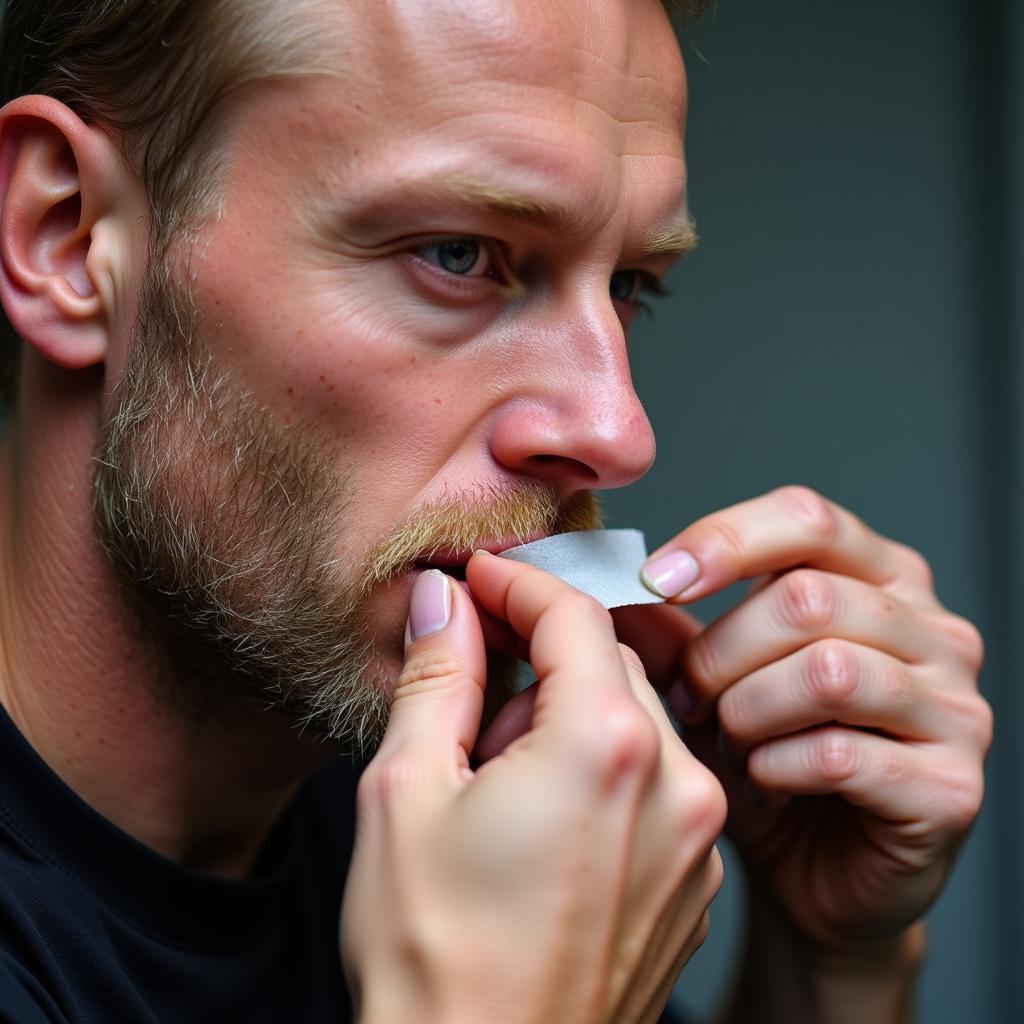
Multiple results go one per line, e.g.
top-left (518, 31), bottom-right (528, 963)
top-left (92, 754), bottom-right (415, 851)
top-left (601, 1), bottom-right (1018, 1020)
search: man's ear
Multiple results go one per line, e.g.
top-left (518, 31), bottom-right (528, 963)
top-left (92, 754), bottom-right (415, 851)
top-left (0, 95), bottom-right (143, 371)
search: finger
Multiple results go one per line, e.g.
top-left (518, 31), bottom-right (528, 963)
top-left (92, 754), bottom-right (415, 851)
top-left (471, 593), bottom-right (530, 660)
top-left (472, 682), bottom-right (539, 764)
top-left (717, 640), bottom-right (949, 750)
top-left (374, 570), bottom-right (487, 788)
top-left (611, 602), bottom-right (704, 692)
top-left (746, 726), bottom-right (985, 837)
top-left (618, 644), bottom-right (728, 870)
top-left (683, 569), bottom-right (941, 710)
top-left (618, 643), bottom-right (688, 760)
top-left (640, 486), bottom-right (937, 605)
top-left (467, 552), bottom-right (664, 783)
top-left (615, 850), bottom-right (723, 1024)
top-left (466, 551), bottom-right (632, 708)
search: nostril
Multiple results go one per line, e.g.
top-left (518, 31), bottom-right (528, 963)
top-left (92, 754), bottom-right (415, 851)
top-left (526, 454), bottom-right (599, 480)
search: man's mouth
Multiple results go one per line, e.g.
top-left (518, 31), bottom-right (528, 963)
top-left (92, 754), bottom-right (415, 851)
top-left (414, 558), bottom-right (469, 581)
top-left (412, 534), bottom-right (547, 581)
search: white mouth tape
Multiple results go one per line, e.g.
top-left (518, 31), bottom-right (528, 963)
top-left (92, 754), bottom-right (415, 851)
top-left (497, 529), bottom-right (664, 610)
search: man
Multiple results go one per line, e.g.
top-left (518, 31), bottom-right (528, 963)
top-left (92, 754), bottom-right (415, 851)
top-left (0, 0), bottom-right (991, 1021)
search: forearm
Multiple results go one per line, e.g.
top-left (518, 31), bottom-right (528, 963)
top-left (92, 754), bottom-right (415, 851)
top-left (716, 881), bottom-right (925, 1024)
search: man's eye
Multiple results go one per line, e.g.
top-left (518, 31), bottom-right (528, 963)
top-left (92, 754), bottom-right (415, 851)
top-left (418, 238), bottom-right (490, 277)
top-left (609, 269), bottom-right (671, 308)
top-left (610, 269), bottom-right (641, 302)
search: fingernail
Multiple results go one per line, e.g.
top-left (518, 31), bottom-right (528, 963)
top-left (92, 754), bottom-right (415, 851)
top-left (641, 549), bottom-right (700, 598)
top-left (408, 569), bottom-right (452, 641)
top-left (667, 678), bottom-right (694, 721)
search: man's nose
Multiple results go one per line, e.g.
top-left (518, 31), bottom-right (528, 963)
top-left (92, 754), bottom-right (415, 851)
top-left (488, 304), bottom-right (657, 493)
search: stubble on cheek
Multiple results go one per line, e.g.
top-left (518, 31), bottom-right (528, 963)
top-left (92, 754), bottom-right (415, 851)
top-left (92, 259), bottom-right (392, 755)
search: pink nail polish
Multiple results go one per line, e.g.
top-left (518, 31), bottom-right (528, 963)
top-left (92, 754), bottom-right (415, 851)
top-left (408, 570), bottom-right (452, 640)
top-left (641, 550), bottom-right (700, 598)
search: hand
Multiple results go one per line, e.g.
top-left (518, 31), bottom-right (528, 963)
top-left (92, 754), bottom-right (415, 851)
top-left (341, 555), bottom-right (727, 1024)
top-left (615, 487), bottom-right (991, 982)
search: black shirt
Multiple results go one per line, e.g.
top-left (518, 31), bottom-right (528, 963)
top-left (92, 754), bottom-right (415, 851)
top-left (0, 705), bottom-right (356, 1022)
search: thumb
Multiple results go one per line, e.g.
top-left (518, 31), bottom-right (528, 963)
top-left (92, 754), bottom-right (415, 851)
top-left (375, 570), bottom-right (488, 782)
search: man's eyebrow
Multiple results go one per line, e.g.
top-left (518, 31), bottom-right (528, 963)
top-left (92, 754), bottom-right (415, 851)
top-left (640, 213), bottom-right (699, 259)
top-left (343, 174), bottom-right (697, 257)
top-left (438, 176), bottom-right (577, 234)
top-left (444, 180), bottom-right (700, 260)
top-left (342, 175), bottom-right (581, 238)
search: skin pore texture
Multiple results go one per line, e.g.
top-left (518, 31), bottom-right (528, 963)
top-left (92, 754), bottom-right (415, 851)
top-left (0, 0), bottom-right (685, 877)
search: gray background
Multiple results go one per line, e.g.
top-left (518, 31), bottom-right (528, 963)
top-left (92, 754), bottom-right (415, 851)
top-left (602, 1), bottom-right (1018, 1020)
top-left (0, 0), bottom-right (1017, 1020)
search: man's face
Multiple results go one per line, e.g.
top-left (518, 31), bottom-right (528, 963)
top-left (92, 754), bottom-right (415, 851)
top-left (95, 0), bottom-right (689, 751)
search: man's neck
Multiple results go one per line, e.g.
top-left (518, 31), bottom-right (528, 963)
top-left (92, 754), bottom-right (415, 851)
top-left (0, 376), bottom-right (334, 878)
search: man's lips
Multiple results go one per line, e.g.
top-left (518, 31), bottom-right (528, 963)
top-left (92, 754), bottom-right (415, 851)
top-left (413, 534), bottom-right (547, 580)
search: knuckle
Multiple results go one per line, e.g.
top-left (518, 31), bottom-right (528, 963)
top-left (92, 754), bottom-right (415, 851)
top-left (809, 729), bottom-right (859, 783)
top-left (580, 695), bottom-right (660, 781)
top-left (672, 765), bottom-right (728, 842)
top-left (778, 569), bottom-right (837, 631)
top-left (942, 613), bottom-right (986, 671)
top-left (804, 640), bottom-right (860, 709)
top-left (716, 685), bottom-right (751, 739)
top-left (357, 755), bottom-right (421, 812)
top-left (774, 485), bottom-right (839, 539)
top-left (700, 516), bottom-right (746, 564)
top-left (893, 542), bottom-right (935, 589)
top-left (958, 692), bottom-right (994, 753)
top-left (937, 766), bottom-right (986, 833)
top-left (684, 635), bottom-right (720, 693)
top-left (974, 697), bottom-right (995, 754)
top-left (396, 649), bottom-right (467, 695)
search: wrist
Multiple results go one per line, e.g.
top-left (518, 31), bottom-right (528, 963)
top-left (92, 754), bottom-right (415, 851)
top-left (719, 878), bottom-right (926, 1024)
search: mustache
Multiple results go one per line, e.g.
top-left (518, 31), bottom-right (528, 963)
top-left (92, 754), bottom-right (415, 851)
top-left (358, 482), bottom-right (602, 597)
